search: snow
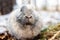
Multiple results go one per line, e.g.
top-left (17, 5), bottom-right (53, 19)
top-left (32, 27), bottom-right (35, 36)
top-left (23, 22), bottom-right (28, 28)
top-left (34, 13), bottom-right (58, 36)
top-left (0, 27), bottom-right (7, 34)
top-left (0, 14), bottom-right (10, 26)
top-left (37, 11), bottom-right (60, 30)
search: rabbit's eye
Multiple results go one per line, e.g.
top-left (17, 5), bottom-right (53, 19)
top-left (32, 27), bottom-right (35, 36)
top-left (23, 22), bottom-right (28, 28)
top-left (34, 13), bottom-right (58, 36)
top-left (23, 13), bottom-right (25, 15)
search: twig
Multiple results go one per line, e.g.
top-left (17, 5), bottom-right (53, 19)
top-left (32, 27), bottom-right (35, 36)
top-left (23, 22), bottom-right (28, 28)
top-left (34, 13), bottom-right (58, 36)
top-left (48, 31), bottom-right (60, 40)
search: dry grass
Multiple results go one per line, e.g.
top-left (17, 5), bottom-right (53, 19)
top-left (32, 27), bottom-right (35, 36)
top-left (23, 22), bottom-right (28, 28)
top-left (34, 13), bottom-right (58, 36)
top-left (0, 31), bottom-right (16, 40)
top-left (39, 23), bottom-right (60, 40)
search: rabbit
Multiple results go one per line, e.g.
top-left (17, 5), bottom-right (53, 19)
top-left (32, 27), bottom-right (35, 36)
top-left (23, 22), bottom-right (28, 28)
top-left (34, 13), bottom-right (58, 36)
top-left (7, 5), bottom-right (42, 40)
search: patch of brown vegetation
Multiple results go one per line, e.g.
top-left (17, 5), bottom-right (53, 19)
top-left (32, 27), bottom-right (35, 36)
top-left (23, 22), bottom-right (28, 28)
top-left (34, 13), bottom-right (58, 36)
top-left (0, 31), bottom-right (16, 40)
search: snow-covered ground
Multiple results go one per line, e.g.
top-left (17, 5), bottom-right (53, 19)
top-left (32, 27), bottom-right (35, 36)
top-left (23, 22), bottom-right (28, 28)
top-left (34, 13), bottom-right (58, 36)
top-left (39, 11), bottom-right (60, 30)
top-left (0, 14), bottom-right (10, 26)
top-left (0, 14), bottom-right (10, 34)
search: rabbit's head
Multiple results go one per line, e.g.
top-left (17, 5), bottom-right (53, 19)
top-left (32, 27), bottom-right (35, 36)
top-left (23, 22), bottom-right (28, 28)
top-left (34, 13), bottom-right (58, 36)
top-left (17, 6), bottom-right (37, 26)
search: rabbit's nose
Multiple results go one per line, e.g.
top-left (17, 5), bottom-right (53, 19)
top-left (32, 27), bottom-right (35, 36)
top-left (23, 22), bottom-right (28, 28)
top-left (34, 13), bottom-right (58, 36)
top-left (25, 16), bottom-right (32, 19)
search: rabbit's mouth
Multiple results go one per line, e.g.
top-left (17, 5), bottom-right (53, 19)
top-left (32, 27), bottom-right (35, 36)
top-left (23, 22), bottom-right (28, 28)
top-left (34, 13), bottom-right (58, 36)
top-left (17, 19), bottom-right (34, 25)
top-left (25, 19), bottom-right (34, 25)
top-left (25, 22), bottom-right (33, 25)
top-left (23, 20), bottom-right (33, 25)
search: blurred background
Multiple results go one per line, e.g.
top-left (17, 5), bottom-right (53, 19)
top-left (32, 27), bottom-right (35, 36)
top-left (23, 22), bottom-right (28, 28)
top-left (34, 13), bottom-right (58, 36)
top-left (0, 0), bottom-right (15, 15)
top-left (0, 0), bottom-right (60, 15)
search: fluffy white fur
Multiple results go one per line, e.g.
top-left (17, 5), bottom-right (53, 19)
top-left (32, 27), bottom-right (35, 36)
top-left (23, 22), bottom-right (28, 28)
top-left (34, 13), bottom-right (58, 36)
top-left (7, 5), bottom-right (42, 40)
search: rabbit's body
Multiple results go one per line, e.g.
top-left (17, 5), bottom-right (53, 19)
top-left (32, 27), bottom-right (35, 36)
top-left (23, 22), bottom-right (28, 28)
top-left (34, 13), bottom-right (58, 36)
top-left (7, 5), bottom-right (42, 40)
